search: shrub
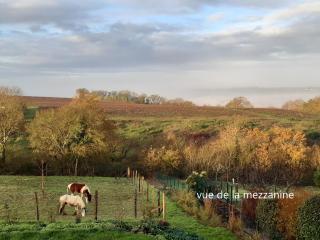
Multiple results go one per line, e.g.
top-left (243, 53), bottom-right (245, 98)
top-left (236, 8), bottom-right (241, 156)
top-left (171, 190), bottom-right (222, 227)
top-left (186, 171), bottom-right (208, 193)
top-left (241, 198), bottom-right (258, 228)
top-left (228, 212), bottom-right (243, 234)
top-left (277, 190), bottom-right (312, 240)
top-left (256, 199), bottom-right (282, 240)
top-left (136, 219), bottom-right (200, 240)
top-left (313, 170), bottom-right (320, 187)
top-left (297, 195), bottom-right (320, 240)
top-left (197, 199), bottom-right (221, 227)
top-left (171, 190), bottom-right (199, 216)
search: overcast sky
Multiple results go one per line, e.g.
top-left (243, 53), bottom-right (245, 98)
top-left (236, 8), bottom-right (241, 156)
top-left (0, 0), bottom-right (320, 107)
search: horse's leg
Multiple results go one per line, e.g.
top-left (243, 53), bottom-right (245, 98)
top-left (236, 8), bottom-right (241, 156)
top-left (74, 206), bottom-right (79, 216)
top-left (59, 203), bottom-right (66, 215)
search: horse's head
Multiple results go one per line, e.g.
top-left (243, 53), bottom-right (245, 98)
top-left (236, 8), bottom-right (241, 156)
top-left (81, 208), bottom-right (86, 217)
top-left (84, 190), bottom-right (92, 202)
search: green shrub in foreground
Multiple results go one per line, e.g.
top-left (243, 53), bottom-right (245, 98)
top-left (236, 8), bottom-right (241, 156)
top-left (313, 170), bottom-right (320, 187)
top-left (297, 195), bottom-right (320, 240)
top-left (256, 199), bottom-right (282, 240)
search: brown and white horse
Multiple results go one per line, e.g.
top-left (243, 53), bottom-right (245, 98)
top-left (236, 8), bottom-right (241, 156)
top-left (67, 183), bottom-right (92, 203)
top-left (59, 194), bottom-right (86, 217)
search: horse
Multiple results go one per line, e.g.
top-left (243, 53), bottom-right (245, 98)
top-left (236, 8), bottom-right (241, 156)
top-left (67, 183), bottom-right (92, 203)
top-left (59, 194), bottom-right (86, 217)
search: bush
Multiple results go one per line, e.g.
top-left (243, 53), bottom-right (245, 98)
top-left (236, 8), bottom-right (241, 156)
top-left (277, 190), bottom-right (312, 240)
top-left (241, 198), bottom-right (258, 228)
top-left (313, 170), bottom-right (320, 187)
top-left (197, 199), bottom-right (221, 227)
top-left (172, 191), bottom-right (222, 228)
top-left (297, 195), bottom-right (320, 240)
top-left (135, 219), bottom-right (200, 240)
top-left (256, 199), bottom-right (282, 240)
top-left (186, 171), bottom-right (208, 193)
top-left (228, 213), bottom-right (243, 234)
top-left (171, 190), bottom-right (199, 216)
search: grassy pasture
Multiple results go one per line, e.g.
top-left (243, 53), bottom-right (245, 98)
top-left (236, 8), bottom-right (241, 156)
top-left (0, 176), bottom-right (147, 223)
top-left (0, 176), bottom-right (236, 240)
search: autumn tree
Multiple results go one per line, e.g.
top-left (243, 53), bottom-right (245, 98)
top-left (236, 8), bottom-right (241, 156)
top-left (225, 96), bottom-right (253, 108)
top-left (303, 96), bottom-right (320, 113)
top-left (282, 99), bottom-right (305, 111)
top-left (238, 126), bottom-right (309, 186)
top-left (28, 95), bottom-right (115, 178)
top-left (238, 128), bottom-right (270, 184)
top-left (145, 146), bottom-right (183, 175)
top-left (269, 126), bottom-right (309, 188)
top-left (0, 87), bottom-right (24, 166)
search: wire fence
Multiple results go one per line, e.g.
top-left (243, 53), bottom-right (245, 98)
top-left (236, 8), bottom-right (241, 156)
top-left (156, 174), bottom-right (243, 205)
top-left (0, 175), bottom-right (168, 224)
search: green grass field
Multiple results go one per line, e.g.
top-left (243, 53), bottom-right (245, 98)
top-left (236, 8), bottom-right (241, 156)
top-left (0, 176), bottom-right (236, 240)
top-left (0, 176), bottom-right (147, 223)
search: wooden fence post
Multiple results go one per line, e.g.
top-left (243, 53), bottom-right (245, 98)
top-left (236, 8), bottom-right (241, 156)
top-left (146, 182), bottom-right (149, 203)
top-left (141, 176), bottom-right (144, 194)
top-left (162, 192), bottom-right (166, 220)
top-left (94, 190), bottom-right (98, 221)
top-left (138, 175), bottom-right (141, 193)
top-left (127, 167), bottom-right (130, 178)
top-left (157, 191), bottom-right (161, 216)
top-left (134, 188), bottom-right (138, 218)
top-left (135, 170), bottom-right (138, 184)
top-left (34, 192), bottom-right (40, 222)
top-left (132, 170), bottom-right (135, 184)
top-left (230, 185), bottom-right (233, 205)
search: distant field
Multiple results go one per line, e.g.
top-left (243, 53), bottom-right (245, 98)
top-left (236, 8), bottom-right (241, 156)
top-left (21, 96), bottom-right (320, 143)
top-left (21, 96), bottom-right (314, 119)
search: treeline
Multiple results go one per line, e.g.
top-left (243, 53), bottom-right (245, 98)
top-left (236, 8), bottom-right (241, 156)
top-left (76, 88), bottom-right (194, 106)
top-left (282, 96), bottom-right (320, 113)
top-left (144, 121), bottom-right (320, 187)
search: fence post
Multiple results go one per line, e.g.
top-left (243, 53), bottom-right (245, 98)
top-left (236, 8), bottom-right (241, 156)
top-left (226, 182), bottom-right (229, 204)
top-left (146, 182), bottom-right (149, 203)
top-left (230, 185), bottom-right (233, 205)
top-left (135, 170), bottom-right (138, 184)
top-left (162, 192), bottom-right (166, 220)
top-left (157, 191), bottom-right (161, 216)
top-left (127, 167), bottom-right (130, 178)
top-left (34, 192), bottom-right (40, 222)
top-left (141, 176), bottom-right (144, 194)
top-left (94, 190), bottom-right (98, 221)
top-left (138, 175), bottom-right (141, 193)
top-left (134, 188), bottom-right (138, 218)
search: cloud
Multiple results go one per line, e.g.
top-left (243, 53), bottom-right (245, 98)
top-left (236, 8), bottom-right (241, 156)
top-left (0, 0), bottom-right (320, 101)
top-left (207, 13), bottom-right (224, 23)
top-left (1, 4), bottom-right (320, 72)
top-left (0, 0), bottom-right (103, 30)
top-left (0, 0), bottom-right (291, 30)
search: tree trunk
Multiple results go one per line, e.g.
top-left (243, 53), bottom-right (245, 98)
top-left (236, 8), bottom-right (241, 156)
top-left (74, 158), bottom-right (79, 176)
